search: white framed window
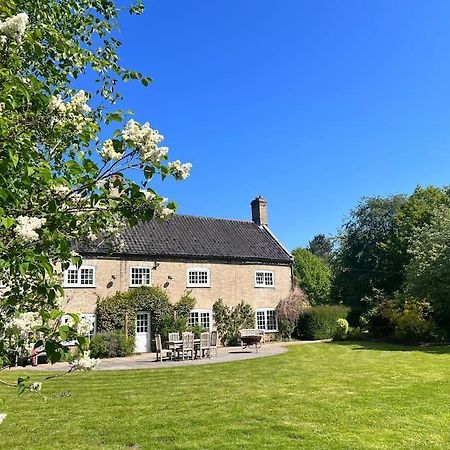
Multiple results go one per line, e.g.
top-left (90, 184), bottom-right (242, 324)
top-left (255, 270), bottom-right (275, 287)
top-left (187, 268), bottom-right (210, 287)
top-left (130, 267), bottom-right (151, 287)
top-left (256, 308), bottom-right (278, 332)
top-left (64, 266), bottom-right (95, 287)
top-left (188, 309), bottom-right (213, 330)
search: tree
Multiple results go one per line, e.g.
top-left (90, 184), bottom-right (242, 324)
top-left (405, 207), bottom-right (450, 333)
top-left (275, 287), bottom-right (309, 339)
top-left (333, 196), bottom-right (407, 315)
top-left (292, 248), bottom-right (332, 305)
top-left (307, 234), bottom-right (333, 260)
top-left (0, 1), bottom-right (191, 394)
top-left (333, 188), bottom-right (450, 319)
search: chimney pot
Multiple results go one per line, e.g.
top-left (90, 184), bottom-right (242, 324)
top-left (251, 196), bottom-right (268, 226)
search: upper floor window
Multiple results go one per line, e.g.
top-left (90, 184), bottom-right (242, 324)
top-left (188, 310), bottom-right (213, 330)
top-left (256, 308), bottom-right (278, 332)
top-left (64, 266), bottom-right (95, 287)
top-left (130, 267), bottom-right (151, 287)
top-left (187, 268), bottom-right (210, 287)
top-left (255, 271), bottom-right (275, 287)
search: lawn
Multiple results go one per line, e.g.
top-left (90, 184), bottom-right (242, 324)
top-left (1, 342), bottom-right (450, 449)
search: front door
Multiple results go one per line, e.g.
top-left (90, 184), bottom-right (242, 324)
top-left (135, 311), bottom-right (150, 353)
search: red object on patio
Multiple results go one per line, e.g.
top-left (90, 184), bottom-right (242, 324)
top-left (31, 348), bottom-right (38, 366)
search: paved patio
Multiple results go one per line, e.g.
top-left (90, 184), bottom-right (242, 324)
top-left (14, 340), bottom-right (327, 371)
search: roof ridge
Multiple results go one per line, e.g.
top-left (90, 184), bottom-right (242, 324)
top-left (174, 214), bottom-right (255, 224)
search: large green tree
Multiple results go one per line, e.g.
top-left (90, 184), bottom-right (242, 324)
top-left (405, 207), bottom-right (450, 333)
top-left (0, 0), bottom-right (190, 393)
top-left (292, 248), bottom-right (332, 305)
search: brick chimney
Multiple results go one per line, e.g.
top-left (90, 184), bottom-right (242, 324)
top-left (251, 196), bottom-right (268, 226)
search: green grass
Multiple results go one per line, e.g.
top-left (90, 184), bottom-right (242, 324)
top-left (2, 342), bottom-right (450, 449)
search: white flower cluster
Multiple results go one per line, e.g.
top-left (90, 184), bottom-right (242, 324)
top-left (70, 352), bottom-right (99, 371)
top-left (48, 90), bottom-right (91, 132)
top-left (7, 312), bottom-right (40, 340)
top-left (77, 315), bottom-right (94, 336)
top-left (100, 139), bottom-right (123, 161)
top-left (51, 184), bottom-right (72, 197)
top-left (29, 381), bottom-right (42, 392)
top-left (122, 119), bottom-right (168, 163)
top-left (0, 414), bottom-right (6, 425)
top-left (0, 12), bottom-right (28, 45)
top-left (14, 216), bottom-right (46, 242)
top-left (168, 160), bottom-right (192, 180)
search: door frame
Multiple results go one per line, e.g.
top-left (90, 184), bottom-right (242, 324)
top-left (135, 311), bottom-right (151, 353)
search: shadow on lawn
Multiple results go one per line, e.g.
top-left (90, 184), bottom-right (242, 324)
top-left (329, 340), bottom-right (450, 355)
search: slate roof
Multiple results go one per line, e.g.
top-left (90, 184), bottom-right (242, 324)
top-left (78, 215), bottom-right (292, 264)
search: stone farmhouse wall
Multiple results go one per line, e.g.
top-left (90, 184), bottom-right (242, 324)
top-left (63, 257), bottom-right (293, 314)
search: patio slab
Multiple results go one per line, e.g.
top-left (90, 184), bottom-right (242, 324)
top-left (11, 340), bottom-right (328, 372)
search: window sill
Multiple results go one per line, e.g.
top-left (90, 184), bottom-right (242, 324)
top-left (64, 285), bottom-right (96, 289)
top-left (254, 285), bottom-right (276, 288)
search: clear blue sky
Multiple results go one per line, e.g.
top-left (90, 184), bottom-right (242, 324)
top-left (108, 1), bottom-right (450, 250)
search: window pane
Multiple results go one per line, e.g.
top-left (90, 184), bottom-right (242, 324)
top-left (66, 269), bottom-right (78, 285)
top-left (264, 272), bottom-right (274, 286)
top-left (188, 270), bottom-right (209, 286)
top-left (266, 310), bottom-right (277, 330)
top-left (188, 312), bottom-right (199, 327)
top-left (136, 313), bottom-right (149, 333)
top-left (131, 267), bottom-right (151, 286)
top-left (80, 268), bottom-right (94, 285)
top-left (200, 312), bottom-right (210, 329)
top-left (255, 272), bottom-right (264, 285)
top-left (256, 311), bottom-right (266, 330)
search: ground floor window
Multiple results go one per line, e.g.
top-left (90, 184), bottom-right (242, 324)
top-left (255, 308), bottom-right (278, 332)
top-left (188, 310), bottom-right (212, 330)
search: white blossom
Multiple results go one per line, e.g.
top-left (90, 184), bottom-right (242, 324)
top-left (100, 139), bottom-right (123, 161)
top-left (48, 90), bottom-right (91, 132)
top-left (70, 352), bottom-right (99, 371)
top-left (157, 207), bottom-right (174, 220)
top-left (29, 381), bottom-right (42, 392)
top-left (7, 312), bottom-right (40, 340)
top-left (0, 13), bottom-right (28, 44)
top-left (168, 160), bottom-right (192, 180)
top-left (0, 414), bottom-right (6, 425)
top-left (51, 184), bottom-right (72, 197)
top-left (14, 216), bottom-right (46, 242)
top-left (77, 316), bottom-right (94, 336)
top-left (121, 119), bottom-right (167, 163)
top-left (140, 189), bottom-right (155, 201)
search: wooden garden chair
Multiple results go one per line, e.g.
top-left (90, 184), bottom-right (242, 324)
top-left (155, 334), bottom-right (172, 362)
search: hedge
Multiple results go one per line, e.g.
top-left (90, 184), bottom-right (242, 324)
top-left (296, 305), bottom-right (350, 340)
top-left (90, 332), bottom-right (135, 358)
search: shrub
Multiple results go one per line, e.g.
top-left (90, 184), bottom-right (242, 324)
top-left (333, 318), bottom-right (349, 341)
top-left (96, 287), bottom-right (196, 351)
top-left (362, 295), bottom-right (445, 343)
top-left (296, 305), bottom-right (350, 340)
top-left (213, 299), bottom-right (254, 346)
top-left (347, 326), bottom-right (369, 341)
top-left (275, 286), bottom-right (309, 340)
top-left (90, 332), bottom-right (135, 358)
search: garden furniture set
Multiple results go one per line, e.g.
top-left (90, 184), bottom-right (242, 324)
top-left (155, 331), bottom-right (218, 362)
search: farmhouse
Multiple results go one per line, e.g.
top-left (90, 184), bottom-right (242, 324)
top-left (63, 196), bottom-right (293, 352)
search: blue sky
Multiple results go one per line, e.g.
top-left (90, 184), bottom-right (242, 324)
top-left (108, 1), bottom-right (450, 250)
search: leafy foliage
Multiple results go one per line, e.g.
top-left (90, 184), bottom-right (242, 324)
top-left (333, 318), bottom-right (349, 341)
top-left (308, 234), bottom-right (333, 260)
top-left (89, 332), bottom-right (135, 358)
top-left (275, 287), bottom-right (309, 339)
top-left (292, 248), bottom-right (333, 305)
top-left (96, 287), bottom-right (195, 350)
top-left (296, 305), bottom-right (349, 340)
top-left (0, 0), bottom-right (191, 385)
top-left (212, 299), bottom-right (254, 346)
top-left (405, 207), bottom-right (450, 334)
